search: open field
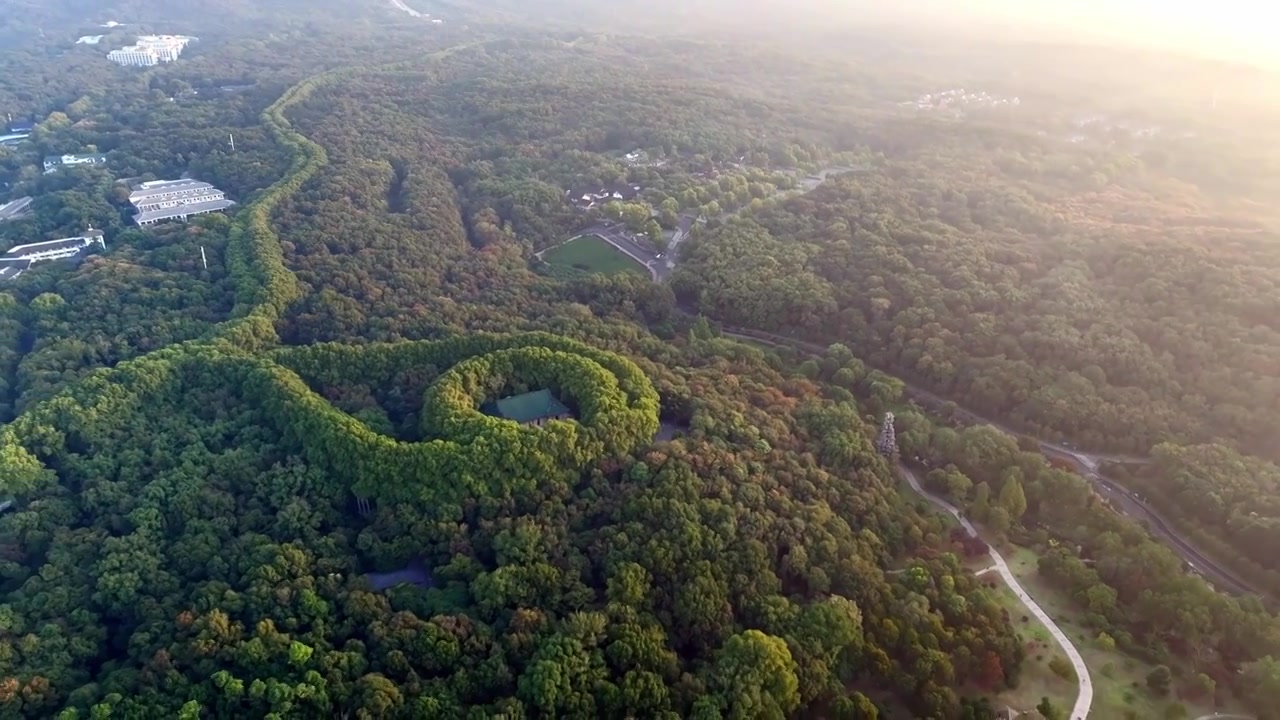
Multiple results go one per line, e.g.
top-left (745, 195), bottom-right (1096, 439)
top-left (542, 234), bottom-right (648, 276)
top-left (987, 545), bottom-right (1246, 720)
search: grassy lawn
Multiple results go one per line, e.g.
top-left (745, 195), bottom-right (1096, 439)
top-left (982, 575), bottom-right (1078, 717)
top-left (542, 234), bottom-right (648, 276)
top-left (982, 544), bottom-right (1246, 720)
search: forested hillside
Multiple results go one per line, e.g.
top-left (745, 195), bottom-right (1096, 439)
top-left (0, 1), bottom-right (1278, 717)
top-left (0, 24), bottom-right (1036, 720)
top-left (674, 133), bottom-right (1280, 461)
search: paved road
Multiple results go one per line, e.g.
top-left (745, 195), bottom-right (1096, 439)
top-left (591, 224), bottom-right (665, 280)
top-left (716, 326), bottom-right (1263, 598)
top-left (548, 163), bottom-right (863, 282)
top-left (901, 465), bottom-right (1093, 720)
top-left (1044, 447), bottom-right (1259, 597)
top-left (389, 0), bottom-right (424, 17)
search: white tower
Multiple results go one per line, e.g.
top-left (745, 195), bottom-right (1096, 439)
top-left (875, 412), bottom-right (898, 459)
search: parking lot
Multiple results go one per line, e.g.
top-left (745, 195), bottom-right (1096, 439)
top-left (590, 222), bottom-right (670, 279)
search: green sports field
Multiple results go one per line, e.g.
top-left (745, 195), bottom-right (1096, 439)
top-left (542, 234), bottom-right (648, 276)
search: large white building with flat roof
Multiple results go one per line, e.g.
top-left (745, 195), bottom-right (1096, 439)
top-left (107, 35), bottom-right (194, 67)
top-left (0, 229), bottom-right (106, 281)
top-left (129, 179), bottom-right (235, 226)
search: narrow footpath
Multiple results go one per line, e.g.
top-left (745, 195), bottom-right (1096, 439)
top-left (900, 465), bottom-right (1094, 720)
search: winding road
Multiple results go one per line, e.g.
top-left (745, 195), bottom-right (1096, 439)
top-left (389, 0), bottom-right (425, 17)
top-left (900, 465), bottom-right (1093, 720)
top-left (716, 326), bottom-right (1264, 599)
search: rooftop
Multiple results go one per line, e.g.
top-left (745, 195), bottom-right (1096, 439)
top-left (0, 261), bottom-right (30, 281)
top-left (45, 153), bottom-right (108, 166)
top-left (4, 230), bottom-right (104, 257)
top-left (129, 179), bottom-right (214, 200)
top-left (137, 34), bottom-right (195, 43)
top-left (0, 197), bottom-right (33, 221)
top-left (134, 197), bottom-right (235, 224)
top-left (482, 389), bottom-right (571, 424)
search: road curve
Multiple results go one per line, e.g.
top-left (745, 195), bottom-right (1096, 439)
top-left (1045, 449), bottom-right (1259, 597)
top-left (900, 465), bottom-right (1093, 720)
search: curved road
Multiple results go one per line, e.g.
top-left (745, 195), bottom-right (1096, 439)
top-left (900, 465), bottom-right (1093, 720)
top-left (1045, 447), bottom-right (1258, 597)
top-left (717, 326), bottom-right (1263, 599)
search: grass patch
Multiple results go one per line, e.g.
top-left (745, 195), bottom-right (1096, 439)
top-left (542, 234), bottom-right (647, 276)
top-left (983, 544), bottom-right (1247, 720)
top-left (981, 572), bottom-right (1080, 717)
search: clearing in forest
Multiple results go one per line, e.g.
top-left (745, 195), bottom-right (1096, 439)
top-left (542, 234), bottom-right (648, 276)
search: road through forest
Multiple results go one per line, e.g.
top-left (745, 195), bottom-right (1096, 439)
top-left (716, 326), bottom-right (1262, 598)
top-left (900, 465), bottom-right (1093, 720)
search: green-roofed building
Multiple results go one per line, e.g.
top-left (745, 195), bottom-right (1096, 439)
top-left (482, 389), bottom-right (572, 427)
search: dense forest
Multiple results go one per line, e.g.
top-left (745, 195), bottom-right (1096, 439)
top-left (1105, 445), bottom-right (1280, 598)
top-left (0, 1), bottom-right (1277, 717)
top-left (674, 144), bottom-right (1280, 461)
top-left (889, 408), bottom-right (1280, 716)
top-left (0, 24), bottom-right (1036, 720)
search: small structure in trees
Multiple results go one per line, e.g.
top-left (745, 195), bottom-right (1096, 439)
top-left (875, 412), bottom-right (898, 458)
top-left (482, 389), bottom-right (572, 427)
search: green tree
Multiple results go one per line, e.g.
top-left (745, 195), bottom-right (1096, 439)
top-left (1037, 696), bottom-right (1064, 720)
top-left (1241, 656), bottom-right (1280, 716)
top-left (998, 474), bottom-right (1027, 521)
top-left (1096, 632), bottom-right (1116, 652)
top-left (1146, 665), bottom-right (1172, 696)
top-left (706, 630), bottom-right (800, 720)
top-left (1048, 656), bottom-right (1075, 681)
top-left (986, 506), bottom-right (1011, 536)
top-left (971, 482), bottom-right (992, 521)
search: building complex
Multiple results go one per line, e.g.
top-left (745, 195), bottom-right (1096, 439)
top-left (0, 118), bottom-right (33, 147)
top-left (566, 183), bottom-right (642, 211)
top-left (107, 35), bottom-right (195, 67)
top-left (0, 229), bottom-right (105, 281)
top-left (44, 153), bottom-right (109, 174)
top-left (128, 179), bottom-right (235, 226)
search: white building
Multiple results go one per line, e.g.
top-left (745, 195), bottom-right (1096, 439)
top-left (0, 229), bottom-right (106, 280)
top-left (108, 35), bottom-right (194, 67)
top-left (137, 35), bottom-right (193, 60)
top-left (44, 153), bottom-right (108, 174)
top-left (0, 197), bottom-right (33, 222)
top-left (129, 179), bottom-right (235, 226)
top-left (108, 46), bottom-right (161, 67)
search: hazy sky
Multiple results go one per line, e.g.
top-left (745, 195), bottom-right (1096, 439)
top-left (954, 0), bottom-right (1278, 67)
